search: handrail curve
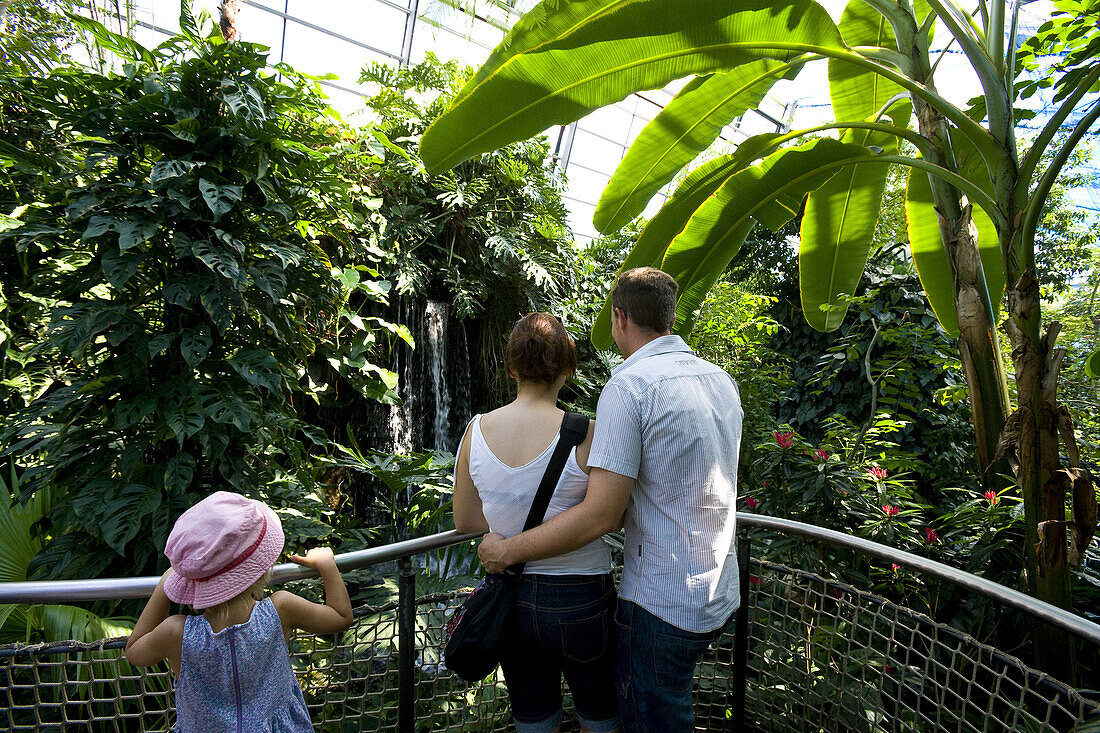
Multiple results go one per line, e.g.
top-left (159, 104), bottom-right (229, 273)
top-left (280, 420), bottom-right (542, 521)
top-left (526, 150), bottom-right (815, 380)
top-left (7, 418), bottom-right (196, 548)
top-left (739, 514), bottom-right (1100, 646)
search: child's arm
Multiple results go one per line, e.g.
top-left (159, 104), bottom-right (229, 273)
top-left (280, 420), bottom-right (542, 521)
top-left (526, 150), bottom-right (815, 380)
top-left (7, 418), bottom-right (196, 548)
top-left (272, 547), bottom-right (354, 639)
top-left (124, 571), bottom-right (186, 674)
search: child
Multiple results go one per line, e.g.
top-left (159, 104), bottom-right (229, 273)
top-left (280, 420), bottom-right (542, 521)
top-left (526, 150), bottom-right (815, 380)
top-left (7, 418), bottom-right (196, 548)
top-left (125, 491), bottom-right (354, 732)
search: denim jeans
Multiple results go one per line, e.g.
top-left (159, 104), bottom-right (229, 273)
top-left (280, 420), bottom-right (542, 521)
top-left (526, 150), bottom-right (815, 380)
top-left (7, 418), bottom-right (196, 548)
top-left (614, 600), bottom-right (726, 733)
top-left (498, 574), bottom-right (619, 733)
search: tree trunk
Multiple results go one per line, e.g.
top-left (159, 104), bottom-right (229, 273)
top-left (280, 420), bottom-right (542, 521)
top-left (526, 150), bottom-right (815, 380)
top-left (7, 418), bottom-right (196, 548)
top-left (1004, 270), bottom-right (1078, 681)
top-left (219, 0), bottom-right (241, 42)
top-left (909, 98), bottom-right (1012, 494)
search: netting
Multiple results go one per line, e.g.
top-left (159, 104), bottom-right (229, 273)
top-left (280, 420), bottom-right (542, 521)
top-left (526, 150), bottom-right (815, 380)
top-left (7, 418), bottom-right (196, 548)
top-left (2, 560), bottom-right (1097, 732)
top-left (722, 561), bottom-right (1100, 733)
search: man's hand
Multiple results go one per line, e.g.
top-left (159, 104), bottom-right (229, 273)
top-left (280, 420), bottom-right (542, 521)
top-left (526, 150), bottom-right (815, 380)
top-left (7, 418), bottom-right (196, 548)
top-left (478, 533), bottom-right (511, 573)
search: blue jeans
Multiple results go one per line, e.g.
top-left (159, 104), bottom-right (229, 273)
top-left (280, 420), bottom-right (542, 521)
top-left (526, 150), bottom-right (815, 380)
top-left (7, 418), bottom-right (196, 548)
top-left (614, 600), bottom-right (726, 733)
top-left (499, 574), bottom-right (619, 733)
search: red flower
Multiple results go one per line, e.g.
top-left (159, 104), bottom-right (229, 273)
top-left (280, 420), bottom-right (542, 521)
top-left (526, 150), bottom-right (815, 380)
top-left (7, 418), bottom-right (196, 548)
top-left (984, 490), bottom-right (998, 505)
top-left (885, 665), bottom-right (897, 674)
top-left (815, 449), bottom-right (829, 460)
top-left (745, 496), bottom-right (759, 509)
top-left (924, 527), bottom-right (939, 544)
top-left (762, 480), bottom-right (768, 487)
top-left (891, 563), bottom-right (900, 573)
top-left (881, 504), bottom-right (899, 516)
top-left (749, 575), bottom-right (760, 585)
top-left (867, 465), bottom-right (888, 480)
top-left (774, 430), bottom-right (794, 448)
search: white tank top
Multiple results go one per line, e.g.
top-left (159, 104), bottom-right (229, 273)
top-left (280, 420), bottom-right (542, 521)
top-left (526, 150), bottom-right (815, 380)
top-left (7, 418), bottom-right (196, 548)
top-left (466, 414), bottom-right (611, 576)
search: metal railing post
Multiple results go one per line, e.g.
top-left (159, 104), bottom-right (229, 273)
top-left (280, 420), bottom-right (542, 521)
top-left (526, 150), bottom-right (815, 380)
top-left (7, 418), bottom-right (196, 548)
top-left (398, 557), bottom-right (415, 733)
top-left (733, 529), bottom-right (751, 731)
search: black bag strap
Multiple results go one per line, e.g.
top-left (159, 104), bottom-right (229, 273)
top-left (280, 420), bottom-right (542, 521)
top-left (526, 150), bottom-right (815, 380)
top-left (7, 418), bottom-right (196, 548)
top-left (506, 411), bottom-right (589, 576)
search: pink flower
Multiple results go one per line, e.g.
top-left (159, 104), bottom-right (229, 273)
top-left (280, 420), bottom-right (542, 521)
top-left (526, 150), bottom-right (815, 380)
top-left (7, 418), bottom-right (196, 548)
top-left (924, 527), bottom-right (939, 544)
top-left (881, 504), bottom-right (899, 516)
top-left (867, 465), bottom-right (888, 480)
top-left (984, 490), bottom-right (998, 505)
top-left (749, 575), bottom-right (760, 586)
top-left (762, 480), bottom-right (768, 487)
top-left (885, 665), bottom-right (897, 674)
top-left (774, 430), bottom-right (794, 448)
top-left (891, 563), bottom-right (900, 573)
top-left (815, 449), bottom-right (829, 461)
top-left (745, 496), bottom-right (759, 509)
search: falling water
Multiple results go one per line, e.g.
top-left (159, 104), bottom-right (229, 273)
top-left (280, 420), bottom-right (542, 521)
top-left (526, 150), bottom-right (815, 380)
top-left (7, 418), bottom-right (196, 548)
top-left (425, 300), bottom-right (451, 451)
top-left (381, 298), bottom-right (473, 454)
top-left (388, 298), bottom-right (414, 455)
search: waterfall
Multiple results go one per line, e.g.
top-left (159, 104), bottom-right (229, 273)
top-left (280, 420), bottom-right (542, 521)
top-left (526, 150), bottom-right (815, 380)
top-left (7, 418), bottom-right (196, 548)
top-left (388, 299), bottom-right (414, 455)
top-left (382, 297), bottom-right (473, 455)
top-left (425, 300), bottom-right (451, 452)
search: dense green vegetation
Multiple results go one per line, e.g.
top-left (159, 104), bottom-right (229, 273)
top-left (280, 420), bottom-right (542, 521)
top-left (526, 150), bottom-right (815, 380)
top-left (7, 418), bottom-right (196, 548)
top-left (0, 0), bottom-right (1098, 715)
top-left (420, 0), bottom-right (1100, 679)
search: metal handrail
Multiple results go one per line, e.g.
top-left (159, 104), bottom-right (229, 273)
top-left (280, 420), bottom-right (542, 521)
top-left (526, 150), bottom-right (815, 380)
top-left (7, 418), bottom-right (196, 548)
top-left (2, 514), bottom-right (1098, 646)
top-left (738, 514), bottom-right (1100, 647)
top-left (0, 531), bottom-right (484, 604)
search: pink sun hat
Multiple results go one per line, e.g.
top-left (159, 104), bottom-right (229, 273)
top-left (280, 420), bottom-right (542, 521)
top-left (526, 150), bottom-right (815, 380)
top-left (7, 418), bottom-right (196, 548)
top-left (163, 491), bottom-right (284, 609)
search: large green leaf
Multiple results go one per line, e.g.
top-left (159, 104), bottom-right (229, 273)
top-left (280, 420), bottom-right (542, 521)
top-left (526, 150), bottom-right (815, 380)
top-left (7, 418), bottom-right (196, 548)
top-left (34, 605), bottom-right (132, 644)
top-left (1085, 350), bottom-right (1100, 379)
top-left (420, 0), bottom-right (844, 172)
top-left (589, 133), bottom-right (784, 348)
top-left (800, 128), bottom-right (899, 331)
top-left (0, 486), bottom-right (127, 646)
top-left (907, 168), bottom-right (959, 334)
top-left (661, 138), bottom-right (872, 334)
top-left (594, 59), bottom-right (799, 233)
top-left (829, 0), bottom-right (907, 123)
top-left (799, 0), bottom-right (912, 331)
top-left (0, 484), bottom-right (53, 584)
top-left (457, 0), bottom-right (637, 104)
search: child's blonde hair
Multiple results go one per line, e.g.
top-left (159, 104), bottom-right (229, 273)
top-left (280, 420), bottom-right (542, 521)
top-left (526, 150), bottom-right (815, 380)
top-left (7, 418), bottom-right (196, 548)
top-left (200, 569), bottom-right (272, 627)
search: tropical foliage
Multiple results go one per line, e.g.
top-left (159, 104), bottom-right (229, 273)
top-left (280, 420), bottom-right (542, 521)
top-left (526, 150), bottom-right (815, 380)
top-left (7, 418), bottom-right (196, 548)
top-left (417, 0), bottom-right (1100, 674)
top-left (0, 19), bottom-right (395, 580)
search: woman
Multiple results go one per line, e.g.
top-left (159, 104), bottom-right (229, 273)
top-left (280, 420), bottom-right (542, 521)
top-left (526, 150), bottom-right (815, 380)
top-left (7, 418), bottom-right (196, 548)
top-left (452, 312), bottom-right (619, 733)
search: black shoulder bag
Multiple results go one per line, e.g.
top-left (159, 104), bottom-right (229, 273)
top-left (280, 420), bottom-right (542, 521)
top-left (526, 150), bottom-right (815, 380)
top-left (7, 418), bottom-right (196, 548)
top-left (444, 411), bottom-right (589, 682)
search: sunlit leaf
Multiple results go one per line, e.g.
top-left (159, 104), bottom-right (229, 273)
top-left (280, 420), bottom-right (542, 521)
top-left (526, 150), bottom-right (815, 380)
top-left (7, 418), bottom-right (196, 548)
top-left (421, 0), bottom-right (843, 172)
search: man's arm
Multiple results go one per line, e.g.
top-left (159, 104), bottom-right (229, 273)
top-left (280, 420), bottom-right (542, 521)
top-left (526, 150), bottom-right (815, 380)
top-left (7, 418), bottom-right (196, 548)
top-left (478, 467), bottom-right (633, 572)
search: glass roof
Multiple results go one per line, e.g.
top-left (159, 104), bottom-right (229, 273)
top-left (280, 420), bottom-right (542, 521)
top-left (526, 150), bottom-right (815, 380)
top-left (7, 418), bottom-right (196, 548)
top-left (87, 0), bottom-right (1099, 236)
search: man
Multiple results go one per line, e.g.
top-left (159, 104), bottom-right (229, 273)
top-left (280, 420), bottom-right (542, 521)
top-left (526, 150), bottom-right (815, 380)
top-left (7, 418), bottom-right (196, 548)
top-left (478, 267), bottom-right (744, 732)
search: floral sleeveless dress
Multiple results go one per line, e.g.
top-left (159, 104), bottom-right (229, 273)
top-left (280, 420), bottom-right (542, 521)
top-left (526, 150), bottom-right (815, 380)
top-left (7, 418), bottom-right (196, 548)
top-left (175, 597), bottom-right (313, 732)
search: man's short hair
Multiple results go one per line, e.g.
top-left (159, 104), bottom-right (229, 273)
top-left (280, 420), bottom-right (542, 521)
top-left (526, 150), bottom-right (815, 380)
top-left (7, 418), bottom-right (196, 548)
top-left (611, 267), bottom-right (678, 334)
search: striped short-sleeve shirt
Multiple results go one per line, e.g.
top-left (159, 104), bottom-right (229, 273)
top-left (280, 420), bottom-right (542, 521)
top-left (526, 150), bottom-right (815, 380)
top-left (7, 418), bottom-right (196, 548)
top-left (588, 335), bottom-right (743, 632)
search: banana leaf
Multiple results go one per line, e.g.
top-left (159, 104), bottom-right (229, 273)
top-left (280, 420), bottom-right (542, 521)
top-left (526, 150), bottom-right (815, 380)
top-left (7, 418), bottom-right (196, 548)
top-left (420, 0), bottom-right (844, 172)
top-left (799, 0), bottom-right (912, 331)
top-left (594, 59), bottom-right (800, 233)
top-left (590, 133), bottom-right (785, 348)
top-left (661, 137), bottom-right (873, 334)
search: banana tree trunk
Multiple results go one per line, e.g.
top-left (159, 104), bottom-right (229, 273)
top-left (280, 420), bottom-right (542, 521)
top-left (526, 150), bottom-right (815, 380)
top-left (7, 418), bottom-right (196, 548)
top-left (1004, 269), bottom-right (1078, 681)
top-left (219, 0), bottom-right (241, 41)
top-left (909, 100), bottom-right (1011, 493)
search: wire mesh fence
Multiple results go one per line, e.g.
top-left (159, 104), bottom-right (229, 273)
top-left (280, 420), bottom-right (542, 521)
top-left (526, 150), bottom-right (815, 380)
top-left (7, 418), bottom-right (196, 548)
top-left (728, 561), bottom-right (1100, 733)
top-left (2, 559), bottom-right (1098, 732)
